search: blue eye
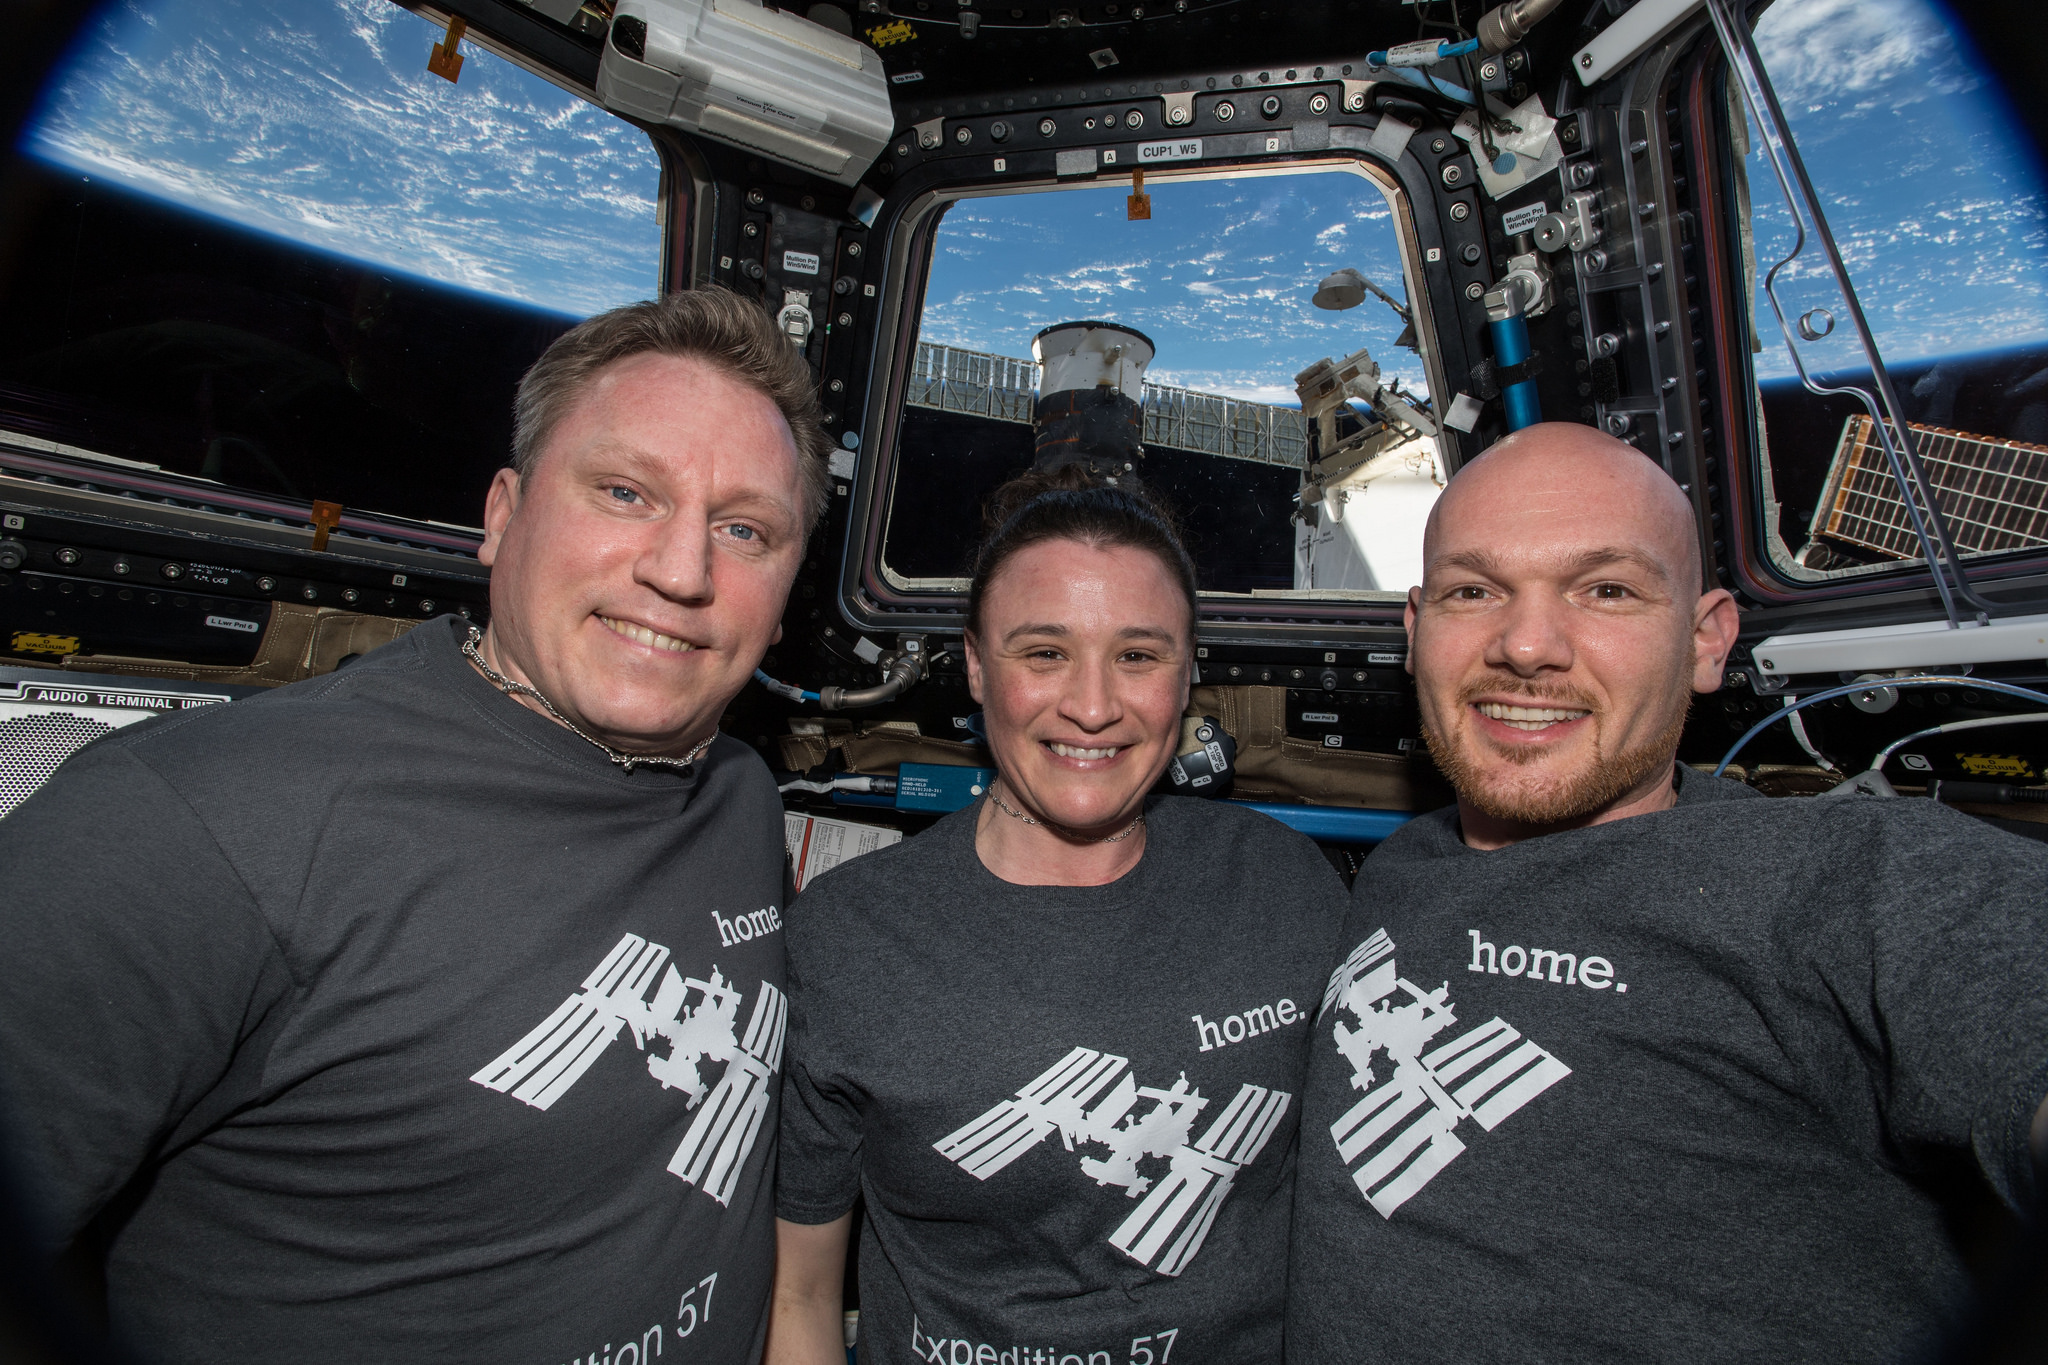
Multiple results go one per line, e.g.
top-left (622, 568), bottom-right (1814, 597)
top-left (609, 485), bottom-right (640, 503)
top-left (726, 524), bottom-right (758, 541)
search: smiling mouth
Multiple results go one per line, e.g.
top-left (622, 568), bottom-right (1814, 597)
top-left (598, 614), bottom-right (696, 654)
top-left (1046, 741), bottom-right (1120, 760)
top-left (1475, 701), bottom-right (1590, 732)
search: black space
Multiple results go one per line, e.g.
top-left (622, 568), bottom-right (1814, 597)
top-left (0, 164), bottom-right (578, 526)
top-left (882, 405), bottom-right (1299, 591)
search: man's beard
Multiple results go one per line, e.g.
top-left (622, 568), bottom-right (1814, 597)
top-left (1420, 672), bottom-right (1691, 827)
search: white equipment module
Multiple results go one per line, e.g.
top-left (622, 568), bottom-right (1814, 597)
top-left (597, 0), bottom-right (893, 186)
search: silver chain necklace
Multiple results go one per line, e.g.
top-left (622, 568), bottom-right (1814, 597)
top-left (462, 625), bottom-right (714, 774)
top-left (988, 781), bottom-right (1146, 843)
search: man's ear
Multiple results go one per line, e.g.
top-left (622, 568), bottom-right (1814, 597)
top-left (1689, 588), bottom-right (1741, 693)
top-left (479, 467), bottom-right (522, 569)
top-left (964, 631), bottom-right (985, 706)
top-left (1403, 585), bottom-right (1422, 676)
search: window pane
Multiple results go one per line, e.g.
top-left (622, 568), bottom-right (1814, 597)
top-left (1, 0), bottom-right (663, 527)
top-left (884, 166), bottom-right (1442, 599)
top-left (1742, 0), bottom-right (2048, 580)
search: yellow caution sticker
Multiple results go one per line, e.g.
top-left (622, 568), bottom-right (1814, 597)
top-left (10, 632), bottom-right (80, 656)
top-left (866, 19), bottom-right (915, 46)
top-left (1959, 753), bottom-right (2034, 779)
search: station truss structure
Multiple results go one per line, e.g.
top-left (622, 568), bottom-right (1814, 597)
top-left (904, 341), bottom-right (1310, 469)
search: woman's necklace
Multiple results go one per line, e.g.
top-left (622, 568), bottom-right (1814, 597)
top-left (987, 781), bottom-right (1146, 843)
top-left (462, 625), bottom-right (714, 774)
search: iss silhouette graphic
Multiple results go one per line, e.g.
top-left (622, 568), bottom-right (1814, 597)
top-left (1320, 930), bottom-right (1570, 1218)
top-left (935, 1048), bottom-right (1292, 1277)
top-left (471, 931), bottom-right (786, 1206)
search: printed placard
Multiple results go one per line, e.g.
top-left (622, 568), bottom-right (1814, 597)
top-left (782, 250), bottom-right (821, 275)
top-left (1501, 201), bottom-right (1549, 236)
top-left (1136, 137), bottom-right (1203, 164)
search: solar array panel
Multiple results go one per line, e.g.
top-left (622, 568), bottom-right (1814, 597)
top-left (1813, 414), bottom-right (2048, 561)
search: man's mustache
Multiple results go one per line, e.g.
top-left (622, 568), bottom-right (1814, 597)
top-left (1452, 674), bottom-right (1600, 716)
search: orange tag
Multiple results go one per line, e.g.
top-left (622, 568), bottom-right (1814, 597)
top-left (1127, 168), bottom-right (1151, 221)
top-left (309, 500), bottom-right (344, 553)
top-left (429, 16), bottom-right (466, 82)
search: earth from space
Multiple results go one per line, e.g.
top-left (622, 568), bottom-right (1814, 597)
top-left (20, 0), bottom-right (2048, 404)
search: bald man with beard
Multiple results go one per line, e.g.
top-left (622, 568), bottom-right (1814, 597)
top-left (1285, 424), bottom-right (2048, 1364)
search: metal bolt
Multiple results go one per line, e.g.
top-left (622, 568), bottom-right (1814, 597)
top-left (112, 559), bottom-right (130, 575)
top-left (54, 547), bottom-right (79, 565)
top-left (1038, 117), bottom-right (1057, 136)
top-left (1259, 94), bottom-right (1282, 118)
top-left (1506, 50), bottom-right (1525, 71)
top-left (1593, 331), bottom-right (1621, 357)
top-left (1449, 201), bottom-right (1470, 221)
top-left (828, 379), bottom-right (845, 393)
top-left (741, 221), bottom-right (759, 238)
top-left (1570, 161), bottom-right (1596, 188)
top-left (1125, 109), bottom-right (1143, 128)
top-left (1464, 281), bottom-right (1485, 300)
top-left (745, 188), bottom-right (765, 208)
top-left (990, 120), bottom-right (1011, 141)
top-left (1479, 61), bottom-right (1500, 81)
top-left (1584, 248), bottom-right (1610, 271)
top-left (838, 312), bottom-right (853, 326)
top-left (302, 585), bottom-right (318, 600)
top-left (1460, 242), bottom-right (1482, 264)
top-left (847, 241), bottom-right (863, 257)
top-left (1580, 53), bottom-right (1593, 68)
top-left (1430, 136), bottom-right (1448, 153)
top-left (895, 142), bottom-right (910, 156)
top-left (1441, 163), bottom-right (1464, 186)
top-left (800, 195), bottom-right (815, 210)
top-left (1215, 100), bottom-right (1235, 121)
top-left (954, 126), bottom-right (972, 144)
top-left (160, 562), bottom-right (184, 580)
top-left (1605, 412), bottom-right (1632, 435)
top-left (1346, 91), bottom-right (1365, 111)
top-left (1308, 91), bottom-right (1329, 114)
top-left (257, 576), bottom-right (276, 591)
top-left (1168, 104), bottom-right (1190, 125)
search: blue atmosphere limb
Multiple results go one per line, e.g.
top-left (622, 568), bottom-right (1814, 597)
top-left (1712, 675), bottom-right (2048, 777)
top-left (1489, 311), bottom-right (1541, 430)
top-left (1230, 801), bottom-right (1416, 845)
top-left (753, 668), bottom-right (820, 704)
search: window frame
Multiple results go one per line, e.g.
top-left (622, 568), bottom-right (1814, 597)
top-left (837, 151), bottom-right (1455, 642)
top-left (1685, 20), bottom-right (2048, 622)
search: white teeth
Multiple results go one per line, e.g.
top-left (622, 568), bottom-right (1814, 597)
top-left (1048, 741), bottom-right (1119, 760)
top-left (599, 615), bottom-right (695, 654)
top-left (1478, 701), bottom-right (1589, 731)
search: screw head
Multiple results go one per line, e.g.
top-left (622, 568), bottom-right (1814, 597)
top-left (1449, 201), bottom-right (1470, 221)
top-left (1125, 109), bottom-right (1143, 128)
top-left (838, 312), bottom-right (853, 326)
top-left (1441, 163), bottom-right (1464, 186)
top-left (1038, 117), bottom-right (1057, 135)
top-left (54, 547), bottom-right (79, 565)
top-left (1215, 100), bottom-right (1235, 121)
top-left (954, 125), bottom-right (972, 144)
top-left (1464, 281), bottom-right (1485, 300)
top-left (1308, 92), bottom-right (1330, 114)
top-left (847, 242), bottom-right (863, 257)
top-left (1168, 104), bottom-right (1190, 124)
top-left (160, 562), bottom-right (183, 580)
top-left (1479, 61), bottom-right (1500, 81)
top-left (1580, 52), bottom-right (1594, 67)
top-left (1430, 136), bottom-right (1447, 153)
top-left (745, 188), bottom-right (765, 207)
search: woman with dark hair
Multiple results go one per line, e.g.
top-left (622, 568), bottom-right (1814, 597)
top-left (768, 468), bottom-right (1347, 1364)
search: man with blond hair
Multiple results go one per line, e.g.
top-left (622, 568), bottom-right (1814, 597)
top-left (1289, 422), bottom-right (2048, 1363)
top-left (0, 289), bottom-right (829, 1363)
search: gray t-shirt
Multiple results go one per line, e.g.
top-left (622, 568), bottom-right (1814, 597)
top-left (1287, 767), bottom-right (2048, 1364)
top-left (779, 798), bottom-right (1349, 1365)
top-left (0, 615), bottom-right (790, 1365)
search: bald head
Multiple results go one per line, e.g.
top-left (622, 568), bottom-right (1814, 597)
top-left (1425, 422), bottom-right (1702, 593)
